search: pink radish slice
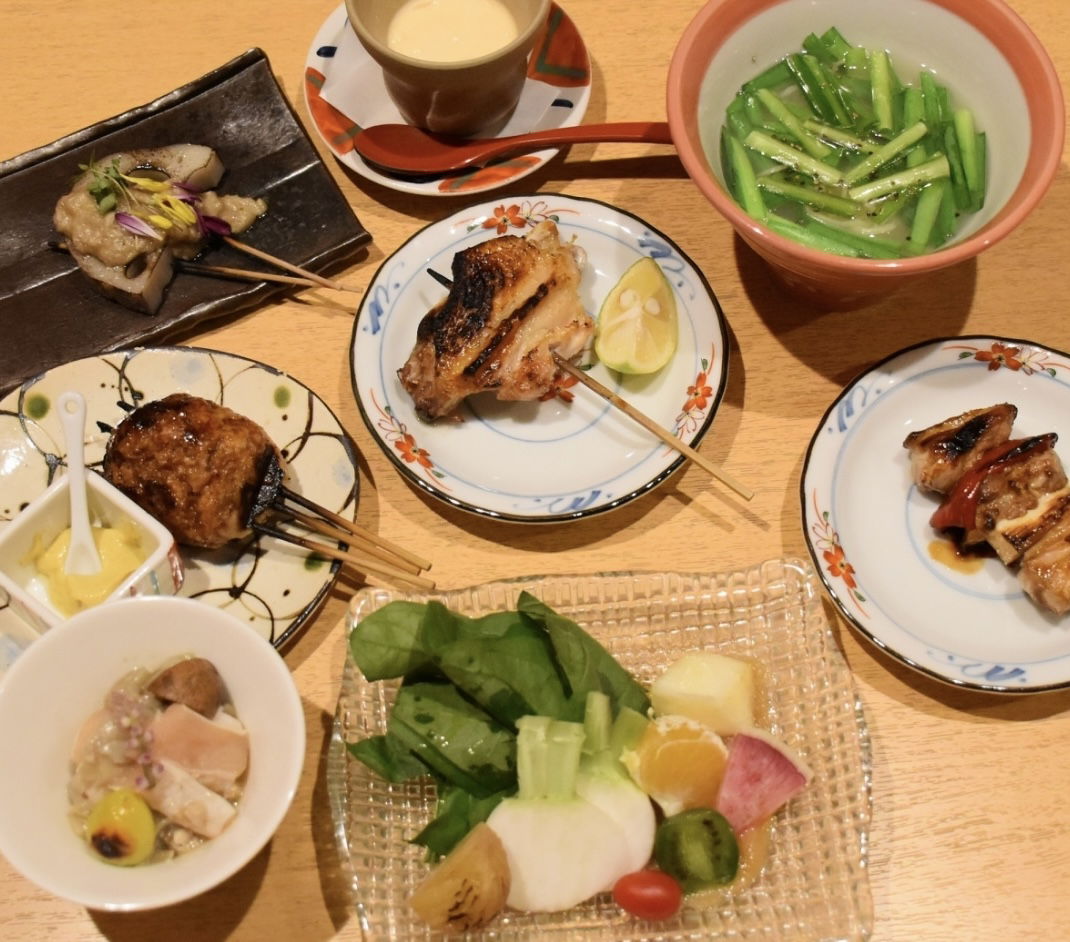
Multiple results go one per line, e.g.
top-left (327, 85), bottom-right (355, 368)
top-left (715, 730), bottom-right (811, 833)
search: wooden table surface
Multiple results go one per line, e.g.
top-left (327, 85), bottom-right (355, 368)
top-left (2, 1), bottom-right (1068, 938)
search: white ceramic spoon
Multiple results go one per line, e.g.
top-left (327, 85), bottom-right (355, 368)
top-left (59, 391), bottom-right (102, 575)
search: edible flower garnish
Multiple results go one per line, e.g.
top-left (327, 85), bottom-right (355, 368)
top-left (115, 212), bottom-right (163, 240)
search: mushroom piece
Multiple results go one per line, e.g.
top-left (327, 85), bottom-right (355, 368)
top-left (148, 657), bottom-right (225, 717)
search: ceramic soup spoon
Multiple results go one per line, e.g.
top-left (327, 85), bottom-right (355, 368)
top-left (59, 391), bottom-right (102, 575)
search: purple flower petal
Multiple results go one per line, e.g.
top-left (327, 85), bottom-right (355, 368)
top-left (115, 211), bottom-right (160, 239)
top-left (199, 214), bottom-right (233, 236)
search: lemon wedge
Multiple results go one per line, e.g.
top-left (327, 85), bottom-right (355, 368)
top-left (594, 257), bottom-right (678, 375)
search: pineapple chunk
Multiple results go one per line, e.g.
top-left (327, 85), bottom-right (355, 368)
top-left (650, 652), bottom-right (756, 735)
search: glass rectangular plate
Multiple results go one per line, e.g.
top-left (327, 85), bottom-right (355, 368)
top-left (328, 558), bottom-right (873, 941)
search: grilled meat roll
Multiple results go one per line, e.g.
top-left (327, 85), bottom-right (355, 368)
top-left (398, 220), bottom-right (593, 420)
top-left (103, 393), bottom-right (279, 549)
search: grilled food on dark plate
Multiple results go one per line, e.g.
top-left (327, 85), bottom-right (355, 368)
top-left (54, 145), bottom-right (266, 314)
top-left (905, 404), bottom-right (1070, 614)
top-left (398, 220), bottom-right (593, 420)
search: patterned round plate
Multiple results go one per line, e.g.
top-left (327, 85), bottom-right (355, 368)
top-left (350, 194), bottom-right (730, 522)
top-left (304, 2), bottom-right (591, 196)
top-left (0, 346), bottom-right (358, 664)
top-left (802, 335), bottom-right (1070, 693)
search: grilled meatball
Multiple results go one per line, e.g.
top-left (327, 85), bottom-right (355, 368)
top-left (103, 393), bottom-right (278, 549)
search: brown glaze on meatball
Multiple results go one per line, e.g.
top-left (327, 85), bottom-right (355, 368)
top-left (103, 393), bottom-right (278, 549)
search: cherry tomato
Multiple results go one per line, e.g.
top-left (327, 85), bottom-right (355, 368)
top-left (612, 869), bottom-right (683, 921)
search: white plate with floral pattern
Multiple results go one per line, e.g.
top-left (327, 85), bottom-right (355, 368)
top-left (350, 194), bottom-right (730, 522)
top-left (0, 346), bottom-right (358, 669)
top-left (304, 3), bottom-right (591, 197)
top-left (802, 335), bottom-right (1070, 693)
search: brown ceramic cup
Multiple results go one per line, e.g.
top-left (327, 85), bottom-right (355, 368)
top-left (345, 0), bottom-right (550, 137)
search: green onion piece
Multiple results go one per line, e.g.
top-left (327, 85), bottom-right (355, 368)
top-left (802, 119), bottom-right (878, 153)
top-left (954, 109), bottom-right (985, 210)
top-left (821, 26), bottom-right (853, 61)
top-left (757, 174), bottom-right (860, 216)
top-left (909, 180), bottom-right (948, 251)
top-left (803, 215), bottom-right (909, 259)
top-left (843, 120), bottom-right (929, 185)
top-left (741, 60), bottom-right (792, 93)
top-left (803, 32), bottom-right (836, 65)
top-left (847, 153), bottom-right (950, 202)
top-left (943, 125), bottom-right (973, 210)
top-left (723, 130), bottom-right (768, 219)
top-left (743, 129), bottom-right (844, 184)
top-left (785, 54), bottom-right (851, 127)
top-left (726, 94), bottom-right (753, 138)
top-left (765, 215), bottom-right (863, 256)
top-left (755, 88), bottom-right (831, 159)
top-left (869, 49), bottom-right (895, 131)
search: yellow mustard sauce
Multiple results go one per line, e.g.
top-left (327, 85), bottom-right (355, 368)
top-left (32, 519), bottom-right (147, 615)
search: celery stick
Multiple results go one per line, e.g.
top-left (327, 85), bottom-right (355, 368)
top-left (847, 154), bottom-right (950, 202)
top-left (869, 49), bottom-right (895, 131)
top-left (757, 174), bottom-right (860, 216)
top-left (909, 180), bottom-right (946, 252)
top-left (802, 119), bottom-right (878, 153)
top-left (724, 130), bottom-right (768, 219)
top-left (756, 88), bottom-right (831, 159)
top-left (766, 215), bottom-right (863, 256)
top-left (744, 129), bottom-right (843, 184)
top-left (843, 121), bottom-right (928, 185)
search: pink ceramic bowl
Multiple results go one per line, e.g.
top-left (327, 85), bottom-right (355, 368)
top-left (667, 0), bottom-right (1064, 307)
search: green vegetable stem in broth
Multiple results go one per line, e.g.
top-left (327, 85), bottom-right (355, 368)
top-left (716, 26), bottom-right (987, 258)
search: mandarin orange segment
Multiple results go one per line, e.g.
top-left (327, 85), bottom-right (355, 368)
top-left (623, 715), bottom-right (728, 816)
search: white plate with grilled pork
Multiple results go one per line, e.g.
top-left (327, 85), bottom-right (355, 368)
top-left (350, 195), bottom-right (729, 522)
top-left (802, 335), bottom-right (1070, 693)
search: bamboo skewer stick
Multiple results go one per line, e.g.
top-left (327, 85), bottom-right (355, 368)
top-left (278, 506), bottom-right (423, 575)
top-left (552, 354), bottom-right (754, 501)
top-left (177, 260), bottom-right (362, 294)
top-left (224, 236), bottom-right (351, 292)
top-left (253, 522), bottom-right (434, 591)
top-left (276, 485), bottom-right (433, 571)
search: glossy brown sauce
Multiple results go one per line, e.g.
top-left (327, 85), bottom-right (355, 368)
top-left (928, 538), bottom-right (986, 574)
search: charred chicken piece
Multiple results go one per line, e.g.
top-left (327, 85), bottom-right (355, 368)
top-left (903, 403), bottom-right (1017, 495)
top-left (1018, 506), bottom-right (1070, 615)
top-left (929, 434), bottom-right (1067, 546)
top-left (103, 393), bottom-right (279, 549)
top-left (398, 220), bottom-right (593, 420)
top-left (990, 486), bottom-right (1070, 566)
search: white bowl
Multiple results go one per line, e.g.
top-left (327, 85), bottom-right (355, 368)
top-left (0, 596), bottom-right (305, 910)
top-left (0, 471), bottom-right (184, 634)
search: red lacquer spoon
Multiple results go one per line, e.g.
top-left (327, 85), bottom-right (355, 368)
top-left (353, 121), bottom-right (673, 176)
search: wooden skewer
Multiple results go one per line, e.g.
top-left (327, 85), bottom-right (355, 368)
top-left (552, 354), bottom-right (754, 501)
top-left (177, 260), bottom-right (362, 294)
top-left (276, 485), bottom-right (433, 571)
top-left (278, 506), bottom-right (423, 575)
top-left (224, 236), bottom-right (352, 293)
top-left (253, 522), bottom-right (435, 591)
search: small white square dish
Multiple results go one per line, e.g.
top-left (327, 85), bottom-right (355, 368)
top-left (0, 469), bottom-right (183, 634)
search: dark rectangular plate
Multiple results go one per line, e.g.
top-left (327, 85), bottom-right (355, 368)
top-left (0, 48), bottom-right (372, 396)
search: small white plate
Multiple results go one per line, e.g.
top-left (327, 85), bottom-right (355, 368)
top-left (303, 2), bottom-right (592, 196)
top-left (802, 335), bottom-right (1070, 693)
top-left (0, 346), bottom-right (358, 664)
top-left (350, 194), bottom-right (730, 522)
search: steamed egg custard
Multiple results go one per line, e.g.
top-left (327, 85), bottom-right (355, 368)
top-left (386, 0), bottom-right (519, 62)
top-left (31, 519), bottom-right (147, 616)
